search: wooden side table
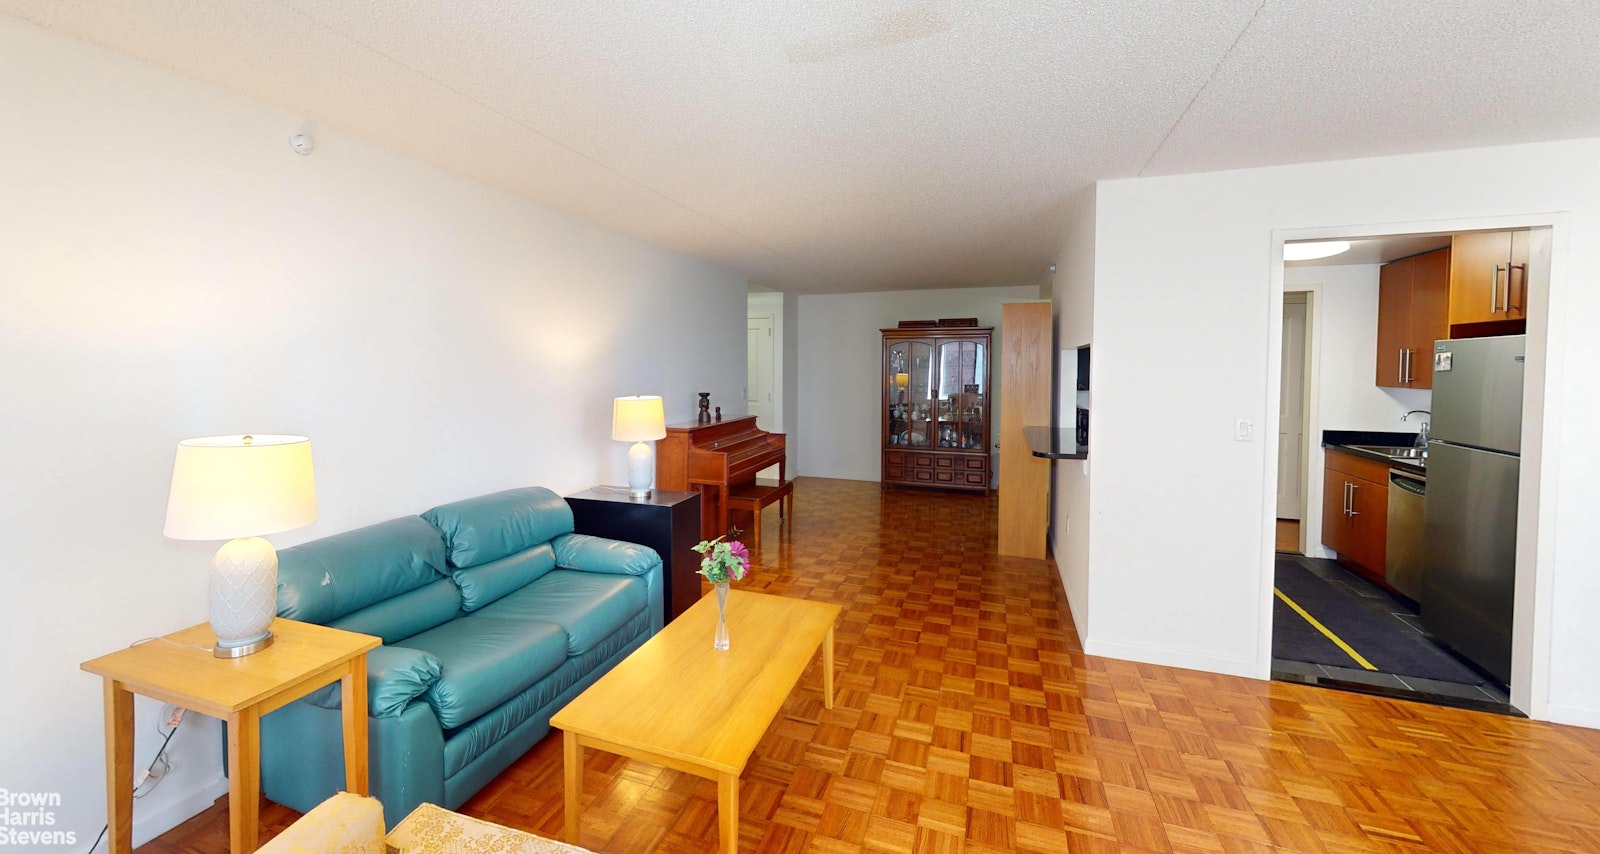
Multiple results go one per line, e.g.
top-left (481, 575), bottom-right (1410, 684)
top-left (82, 618), bottom-right (380, 854)
top-left (567, 486), bottom-right (703, 623)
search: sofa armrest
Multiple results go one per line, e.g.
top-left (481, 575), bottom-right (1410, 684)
top-left (551, 533), bottom-right (662, 576)
top-left (302, 644), bottom-right (443, 719)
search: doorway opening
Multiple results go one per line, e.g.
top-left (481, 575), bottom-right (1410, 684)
top-left (1266, 226), bottom-right (1550, 716)
top-left (1274, 292), bottom-right (1310, 555)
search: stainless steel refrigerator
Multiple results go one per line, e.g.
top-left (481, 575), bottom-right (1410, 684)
top-left (1420, 334), bottom-right (1524, 684)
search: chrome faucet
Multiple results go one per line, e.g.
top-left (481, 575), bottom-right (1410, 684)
top-left (1403, 410), bottom-right (1431, 448)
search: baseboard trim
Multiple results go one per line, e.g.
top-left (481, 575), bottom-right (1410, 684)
top-left (1083, 637), bottom-right (1258, 679)
top-left (1544, 702), bottom-right (1600, 730)
top-left (132, 775), bottom-right (228, 847)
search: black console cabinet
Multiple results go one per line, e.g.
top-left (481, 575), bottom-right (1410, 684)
top-left (567, 486), bottom-right (703, 624)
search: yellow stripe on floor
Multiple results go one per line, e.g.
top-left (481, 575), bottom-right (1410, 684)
top-left (1274, 587), bottom-right (1378, 671)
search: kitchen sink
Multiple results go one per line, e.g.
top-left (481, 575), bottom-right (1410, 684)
top-left (1349, 444), bottom-right (1427, 461)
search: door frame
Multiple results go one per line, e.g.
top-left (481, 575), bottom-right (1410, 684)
top-left (1261, 214), bottom-right (1567, 719)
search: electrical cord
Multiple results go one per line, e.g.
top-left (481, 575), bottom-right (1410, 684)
top-left (82, 713), bottom-right (185, 853)
top-left (130, 636), bottom-right (215, 654)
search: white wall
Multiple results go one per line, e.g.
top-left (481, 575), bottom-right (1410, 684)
top-left (1074, 137), bottom-right (1600, 726)
top-left (1049, 192), bottom-right (1096, 641)
top-left (795, 285), bottom-right (1040, 481)
top-left (1284, 263), bottom-right (1432, 557)
top-left (0, 18), bottom-right (746, 844)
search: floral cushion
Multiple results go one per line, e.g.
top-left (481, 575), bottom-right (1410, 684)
top-left (387, 803), bottom-right (594, 853)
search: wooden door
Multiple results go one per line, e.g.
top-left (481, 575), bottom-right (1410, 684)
top-left (1375, 257), bottom-right (1412, 388)
top-left (1449, 231), bottom-right (1512, 326)
top-left (998, 303), bottom-right (1050, 558)
top-left (1407, 247), bottom-right (1451, 388)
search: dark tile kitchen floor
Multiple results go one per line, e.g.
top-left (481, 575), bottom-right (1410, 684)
top-left (1271, 555), bottom-right (1515, 714)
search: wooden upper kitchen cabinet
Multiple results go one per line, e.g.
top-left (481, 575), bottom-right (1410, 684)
top-left (1375, 247), bottom-right (1449, 389)
top-left (1321, 449), bottom-right (1388, 583)
top-left (1449, 229), bottom-right (1528, 328)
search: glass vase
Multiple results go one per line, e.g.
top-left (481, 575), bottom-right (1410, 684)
top-left (714, 581), bottom-right (730, 651)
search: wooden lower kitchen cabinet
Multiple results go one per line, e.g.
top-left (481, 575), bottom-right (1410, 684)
top-left (1321, 449), bottom-right (1389, 582)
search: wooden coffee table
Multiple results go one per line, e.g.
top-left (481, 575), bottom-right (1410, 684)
top-left (552, 590), bottom-right (840, 854)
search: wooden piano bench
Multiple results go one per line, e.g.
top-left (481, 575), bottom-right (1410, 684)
top-left (726, 478), bottom-right (794, 554)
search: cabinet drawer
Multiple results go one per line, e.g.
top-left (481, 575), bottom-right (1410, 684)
top-left (964, 456), bottom-right (986, 470)
top-left (935, 470), bottom-right (954, 483)
top-left (913, 469), bottom-right (933, 483)
top-left (964, 472), bottom-right (987, 486)
top-left (913, 454), bottom-right (934, 468)
top-left (885, 451), bottom-right (905, 465)
top-left (886, 466), bottom-right (904, 481)
top-left (1326, 448), bottom-right (1390, 483)
top-left (935, 456), bottom-right (954, 469)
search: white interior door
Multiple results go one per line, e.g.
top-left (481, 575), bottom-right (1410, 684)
top-left (1277, 298), bottom-right (1307, 519)
top-left (747, 314), bottom-right (778, 480)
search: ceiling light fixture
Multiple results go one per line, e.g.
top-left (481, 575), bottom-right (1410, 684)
top-left (1283, 240), bottom-right (1351, 261)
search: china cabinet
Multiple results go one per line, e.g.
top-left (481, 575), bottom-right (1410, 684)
top-left (881, 324), bottom-right (992, 492)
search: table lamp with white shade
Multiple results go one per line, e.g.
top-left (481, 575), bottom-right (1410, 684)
top-left (612, 396), bottom-right (666, 497)
top-left (163, 434), bottom-right (317, 658)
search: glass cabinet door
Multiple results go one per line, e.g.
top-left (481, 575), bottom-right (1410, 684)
top-left (936, 339), bottom-right (986, 450)
top-left (886, 340), bottom-right (934, 447)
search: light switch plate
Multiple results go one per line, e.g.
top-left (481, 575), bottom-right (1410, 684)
top-left (1235, 419), bottom-right (1254, 441)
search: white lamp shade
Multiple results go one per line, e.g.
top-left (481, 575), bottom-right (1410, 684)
top-left (612, 396), bottom-right (667, 442)
top-left (164, 434), bottom-right (318, 540)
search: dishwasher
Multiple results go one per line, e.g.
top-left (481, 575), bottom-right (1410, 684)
top-left (1385, 468), bottom-right (1427, 601)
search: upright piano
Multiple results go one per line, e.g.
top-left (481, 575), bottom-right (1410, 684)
top-left (655, 415), bottom-right (786, 541)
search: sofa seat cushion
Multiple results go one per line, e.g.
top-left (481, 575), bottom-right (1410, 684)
top-left (473, 570), bottom-right (647, 656)
top-left (398, 617), bottom-right (569, 730)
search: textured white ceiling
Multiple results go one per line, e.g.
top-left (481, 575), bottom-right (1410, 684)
top-left (6, 1), bottom-right (1599, 293)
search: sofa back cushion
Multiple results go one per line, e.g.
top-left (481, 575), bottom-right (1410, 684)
top-left (449, 544), bottom-right (557, 612)
top-left (328, 578), bottom-right (464, 645)
top-left (423, 487), bottom-right (572, 612)
top-left (423, 487), bottom-right (575, 569)
top-left (277, 516), bottom-right (450, 627)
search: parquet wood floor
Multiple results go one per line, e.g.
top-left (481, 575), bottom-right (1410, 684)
top-left (148, 478), bottom-right (1600, 853)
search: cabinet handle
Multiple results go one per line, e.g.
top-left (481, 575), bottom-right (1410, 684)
top-left (1397, 349), bottom-right (1405, 385)
top-left (1403, 348), bottom-right (1412, 384)
top-left (1348, 482), bottom-right (1360, 516)
top-left (1341, 481), bottom-right (1350, 516)
top-left (1491, 264), bottom-right (1504, 313)
top-left (1508, 263), bottom-right (1525, 310)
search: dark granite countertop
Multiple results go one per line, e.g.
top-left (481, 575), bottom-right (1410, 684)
top-left (1321, 430), bottom-right (1426, 475)
top-left (1024, 426), bottom-right (1087, 460)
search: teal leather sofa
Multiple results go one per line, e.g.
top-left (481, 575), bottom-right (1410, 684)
top-left (258, 487), bottom-right (663, 826)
